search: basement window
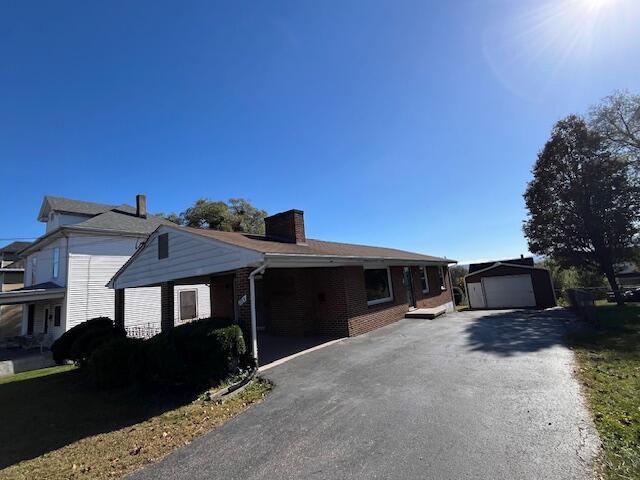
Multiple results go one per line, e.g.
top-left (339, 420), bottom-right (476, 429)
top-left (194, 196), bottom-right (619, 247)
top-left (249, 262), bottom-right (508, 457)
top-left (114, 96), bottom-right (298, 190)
top-left (179, 290), bottom-right (198, 320)
top-left (364, 267), bottom-right (394, 306)
top-left (158, 233), bottom-right (169, 259)
top-left (420, 267), bottom-right (430, 293)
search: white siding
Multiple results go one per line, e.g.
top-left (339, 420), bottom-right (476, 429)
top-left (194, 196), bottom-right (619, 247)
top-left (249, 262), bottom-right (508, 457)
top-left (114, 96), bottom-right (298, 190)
top-left (113, 226), bottom-right (263, 289)
top-left (24, 237), bottom-right (69, 287)
top-left (65, 235), bottom-right (211, 332)
top-left (46, 213), bottom-right (91, 232)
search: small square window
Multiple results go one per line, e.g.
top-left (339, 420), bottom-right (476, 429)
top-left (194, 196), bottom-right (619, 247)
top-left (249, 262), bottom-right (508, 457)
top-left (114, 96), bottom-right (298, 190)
top-left (158, 233), bottom-right (169, 259)
top-left (180, 290), bottom-right (197, 320)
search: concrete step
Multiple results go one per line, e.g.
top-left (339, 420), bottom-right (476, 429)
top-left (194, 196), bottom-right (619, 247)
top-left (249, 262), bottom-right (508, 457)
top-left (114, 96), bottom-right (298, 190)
top-left (404, 307), bottom-right (447, 319)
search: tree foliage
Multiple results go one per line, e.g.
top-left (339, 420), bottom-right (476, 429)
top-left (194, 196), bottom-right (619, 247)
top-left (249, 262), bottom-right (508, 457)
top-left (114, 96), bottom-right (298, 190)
top-left (523, 115), bottom-right (640, 304)
top-left (589, 90), bottom-right (640, 159)
top-left (161, 198), bottom-right (267, 234)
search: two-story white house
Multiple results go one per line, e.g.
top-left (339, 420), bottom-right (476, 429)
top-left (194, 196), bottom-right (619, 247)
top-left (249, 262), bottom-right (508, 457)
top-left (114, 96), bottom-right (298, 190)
top-left (0, 195), bottom-right (210, 341)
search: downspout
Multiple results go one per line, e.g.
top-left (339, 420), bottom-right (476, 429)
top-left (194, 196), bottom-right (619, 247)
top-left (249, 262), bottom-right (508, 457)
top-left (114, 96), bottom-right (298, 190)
top-left (249, 262), bottom-right (267, 365)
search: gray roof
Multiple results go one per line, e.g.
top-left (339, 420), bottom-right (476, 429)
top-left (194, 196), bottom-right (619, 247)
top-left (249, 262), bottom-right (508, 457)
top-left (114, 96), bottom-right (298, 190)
top-left (9, 281), bottom-right (63, 292)
top-left (25, 197), bottom-right (175, 255)
top-left (0, 241), bottom-right (31, 254)
top-left (39, 196), bottom-right (118, 220)
top-left (74, 210), bottom-right (173, 235)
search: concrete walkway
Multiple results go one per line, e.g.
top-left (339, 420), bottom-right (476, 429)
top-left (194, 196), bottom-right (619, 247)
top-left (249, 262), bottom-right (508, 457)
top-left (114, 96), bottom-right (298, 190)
top-left (130, 309), bottom-right (599, 480)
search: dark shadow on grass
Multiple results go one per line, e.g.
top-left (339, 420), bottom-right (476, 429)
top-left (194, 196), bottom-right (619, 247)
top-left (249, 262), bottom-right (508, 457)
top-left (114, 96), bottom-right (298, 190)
top-left (567, 304), bottom-right (640, 353)
top-left (465, 309), bottom-right (576, 356)
top-left (0, 368), bottom-right (197, 469)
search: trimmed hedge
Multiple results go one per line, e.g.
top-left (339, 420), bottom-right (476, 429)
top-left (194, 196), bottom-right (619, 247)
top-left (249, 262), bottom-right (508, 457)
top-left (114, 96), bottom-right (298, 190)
top-left (86, 317), bottom-right (246, 391)
top-left (51, 317), bottom-right (123, 365)
top-left (87, 337), bottom-right (144, 389)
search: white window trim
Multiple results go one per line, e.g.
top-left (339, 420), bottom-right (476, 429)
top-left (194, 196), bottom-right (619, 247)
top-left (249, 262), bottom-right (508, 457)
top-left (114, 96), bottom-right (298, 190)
top-left (179, 289), bottom-right (199, 320)
top-left (52, 247), bottom-right (60, 279)
top-left (364, 266), bottom-right (394, 306)
top-left (421, 266), bottom-right (430, 294)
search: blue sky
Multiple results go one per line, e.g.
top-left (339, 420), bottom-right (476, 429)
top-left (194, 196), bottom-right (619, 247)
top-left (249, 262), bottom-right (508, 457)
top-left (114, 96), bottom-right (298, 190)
top-left (1, 0), bottom-right (639, 263)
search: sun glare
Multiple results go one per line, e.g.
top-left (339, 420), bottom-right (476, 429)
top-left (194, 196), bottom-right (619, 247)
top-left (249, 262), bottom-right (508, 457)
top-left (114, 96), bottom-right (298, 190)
top-left (582, 0), bottom-right (614, 11)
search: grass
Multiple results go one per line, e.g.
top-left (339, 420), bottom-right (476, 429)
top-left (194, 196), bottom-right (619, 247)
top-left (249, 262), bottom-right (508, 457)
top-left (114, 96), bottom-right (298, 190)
top-left (0, 366), bottom-right (272, 480)
top-left (568, 303), bottom-right (640, 479)
top-left (0, 364), bottom-right (75, 385)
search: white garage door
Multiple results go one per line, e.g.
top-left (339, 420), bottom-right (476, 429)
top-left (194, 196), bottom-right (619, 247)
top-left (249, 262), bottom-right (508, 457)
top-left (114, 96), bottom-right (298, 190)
top-left (482, 274), bottom-right (536, 308)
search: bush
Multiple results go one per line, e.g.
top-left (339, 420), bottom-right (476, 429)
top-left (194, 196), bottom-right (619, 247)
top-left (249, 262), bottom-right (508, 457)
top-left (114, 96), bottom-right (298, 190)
top-left (87, 337), bottom-right (143, 389)
top-left (130, 318), bottom-right (246, 390)
top-left (52, 317), bottom-right (115, 364)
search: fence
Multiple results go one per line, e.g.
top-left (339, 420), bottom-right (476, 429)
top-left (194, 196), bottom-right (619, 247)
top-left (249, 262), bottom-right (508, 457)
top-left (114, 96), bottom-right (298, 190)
top-left (565, 288), bottom-right (598, 324)
top-left (125, 323), bottom-right (161, 339)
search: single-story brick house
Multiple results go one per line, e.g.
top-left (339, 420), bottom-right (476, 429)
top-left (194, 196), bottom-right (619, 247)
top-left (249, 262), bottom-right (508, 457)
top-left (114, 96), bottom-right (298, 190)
top-left (108, 209), bottom-right (456, 364)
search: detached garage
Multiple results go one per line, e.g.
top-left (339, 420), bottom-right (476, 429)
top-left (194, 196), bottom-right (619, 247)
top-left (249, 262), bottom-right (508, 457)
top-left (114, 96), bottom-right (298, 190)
top-left (464, 257), bottom-right (556, 309)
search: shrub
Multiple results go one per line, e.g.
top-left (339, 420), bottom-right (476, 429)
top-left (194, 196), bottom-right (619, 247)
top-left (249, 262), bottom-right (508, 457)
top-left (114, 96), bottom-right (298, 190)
top-left (70, 326), bottom-right (125, 367)
top-left (87, 337), bottom-right (143, 389)
top-left (51, 317), bottom-right (115, 364)
top-left (131, 318), bottom-right (246, 390)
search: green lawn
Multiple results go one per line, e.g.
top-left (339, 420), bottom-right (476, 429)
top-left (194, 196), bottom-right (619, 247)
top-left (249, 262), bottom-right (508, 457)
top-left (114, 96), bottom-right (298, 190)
top-left (0, 365), bottom-right (271, 480)
top-left (0, 364), bottom-right (75, 385)
top-left (569, 303), bottom-right (640, 479)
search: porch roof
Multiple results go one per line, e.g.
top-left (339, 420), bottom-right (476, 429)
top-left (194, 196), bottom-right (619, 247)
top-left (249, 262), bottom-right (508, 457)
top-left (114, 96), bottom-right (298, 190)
top-left (0, 282), bottom-right (65, 305)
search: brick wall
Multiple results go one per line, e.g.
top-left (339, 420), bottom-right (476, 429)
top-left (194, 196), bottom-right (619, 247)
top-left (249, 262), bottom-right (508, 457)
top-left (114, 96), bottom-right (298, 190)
top-left (262, 267), bottom-right (349, 337)
top-left (210, 274), bottom-right (235, 319)
top-left (264, 210), bottom-right (306, 243)
top-left (234, 267), bottom-right (253, 334)
top-left (259, 264), bottom-right (453, 338)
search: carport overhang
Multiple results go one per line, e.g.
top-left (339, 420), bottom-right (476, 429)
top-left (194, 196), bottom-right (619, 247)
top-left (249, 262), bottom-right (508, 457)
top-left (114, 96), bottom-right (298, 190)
top-left (106, 225), bottom-right (457, 365)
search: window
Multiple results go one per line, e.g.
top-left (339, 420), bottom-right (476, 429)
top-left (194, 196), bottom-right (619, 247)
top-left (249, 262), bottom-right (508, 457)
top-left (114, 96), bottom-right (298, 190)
top-left (52, 247), bottom-right (60, 278)
top-left (364, 267), bottom-right (393, 306)
top-left (30, 257), bottom-right (37, 285)
top-left (420, 267), bottom-right (430, 293)
top-left (158, 233), bottom-right (169, 259)
top-left (180, 290), bottom-right (197, 320)
top-left (438, 266), bottom-right (447, 290)
top-left (54, 305), bottom-right (61, 327)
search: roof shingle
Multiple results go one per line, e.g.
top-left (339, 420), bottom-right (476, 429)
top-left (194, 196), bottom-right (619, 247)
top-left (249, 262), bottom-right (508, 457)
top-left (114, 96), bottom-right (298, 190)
top-left (181, 226), bottom-right (453, 263)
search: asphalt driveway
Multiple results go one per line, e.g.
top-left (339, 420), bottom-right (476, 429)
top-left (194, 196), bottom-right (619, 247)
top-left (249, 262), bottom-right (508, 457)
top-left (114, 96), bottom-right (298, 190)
top-left (130, 309), bottom-right (599, 480)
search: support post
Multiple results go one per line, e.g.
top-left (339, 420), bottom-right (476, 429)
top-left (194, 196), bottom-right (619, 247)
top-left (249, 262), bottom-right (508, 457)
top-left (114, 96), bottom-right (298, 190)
top-left (249, 264), bottom-right (267, 366)
top-left (209, 276), bottom-right (215, 318)
top-left (160, 281), bottom-right (175, 332)
top-left (114, 288), bottom-right (125, 332)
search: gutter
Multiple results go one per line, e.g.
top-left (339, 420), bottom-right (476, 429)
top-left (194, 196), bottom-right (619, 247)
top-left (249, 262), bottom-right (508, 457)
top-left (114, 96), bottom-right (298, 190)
top-left (248, 262), bottom-right (267, 365)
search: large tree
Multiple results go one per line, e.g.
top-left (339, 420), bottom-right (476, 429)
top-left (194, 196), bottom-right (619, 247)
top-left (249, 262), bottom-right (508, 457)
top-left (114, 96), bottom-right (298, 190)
top-left (589, 90), bottom-right (640, 159)
top-left (523, 115), bottom-right (640, 305)
top-left (166, 198), bottom-right (267, 234)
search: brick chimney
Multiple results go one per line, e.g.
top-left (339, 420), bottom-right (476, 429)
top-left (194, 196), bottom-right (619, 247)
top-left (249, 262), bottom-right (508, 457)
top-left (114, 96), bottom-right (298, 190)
top-left (264, 209), bottom-right (306, 244)
top-left (136, 194), bottom-right (147, 219)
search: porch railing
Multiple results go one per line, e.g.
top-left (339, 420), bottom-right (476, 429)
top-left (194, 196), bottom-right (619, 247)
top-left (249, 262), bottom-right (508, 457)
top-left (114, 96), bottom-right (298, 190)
top-left (125, 323), bottom-right (161, 339)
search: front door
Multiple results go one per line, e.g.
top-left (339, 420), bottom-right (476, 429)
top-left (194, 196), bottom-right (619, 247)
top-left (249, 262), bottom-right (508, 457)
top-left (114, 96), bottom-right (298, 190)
top-left (403, 267), bottom-right (417, 309)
